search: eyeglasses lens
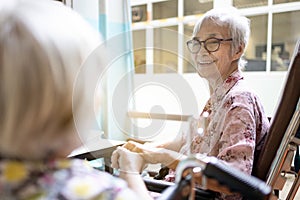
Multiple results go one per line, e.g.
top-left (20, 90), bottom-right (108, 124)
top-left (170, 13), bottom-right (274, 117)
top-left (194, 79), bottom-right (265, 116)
top-left (188, 40), bottom-right (200, 53)
top-left (205, 38), bottom-right (220, 52)
top-left (187, 38), bottom-right (220, 53)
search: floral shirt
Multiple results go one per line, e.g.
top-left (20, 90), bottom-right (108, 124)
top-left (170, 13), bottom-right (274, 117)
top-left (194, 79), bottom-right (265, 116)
top-left (191, 70), bottom-right (269, 174)
top-left (0, 158), bottom-right (138, 200)
top-left (166, 70), bottom-right (270, 200)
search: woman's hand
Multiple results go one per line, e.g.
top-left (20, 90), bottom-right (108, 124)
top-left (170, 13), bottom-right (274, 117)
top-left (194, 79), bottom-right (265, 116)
top-left (111, 146), bottom-right (146, 174)
top-left (111, 146), bottom-right (154, 200)
top-left (122, 141), bottom-right (167, 164)
top-left (122, 141), bottom-right (186, 169)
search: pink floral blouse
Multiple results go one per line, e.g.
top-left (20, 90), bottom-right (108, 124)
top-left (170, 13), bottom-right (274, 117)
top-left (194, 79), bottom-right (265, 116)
top-left (166, 70), bottom-right (269, 200)
top-left (191, 70), bottom-right (269, 175)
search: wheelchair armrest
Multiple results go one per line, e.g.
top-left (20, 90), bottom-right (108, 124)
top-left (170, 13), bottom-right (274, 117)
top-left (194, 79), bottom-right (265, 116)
top-left (143, 176), bottom-right (216, 200)
top-left (144, 177), bottom-right (174, 193)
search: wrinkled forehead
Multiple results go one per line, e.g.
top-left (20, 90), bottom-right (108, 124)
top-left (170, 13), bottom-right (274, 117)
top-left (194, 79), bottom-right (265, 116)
top-left (195, 18), bottom-right (230, 39)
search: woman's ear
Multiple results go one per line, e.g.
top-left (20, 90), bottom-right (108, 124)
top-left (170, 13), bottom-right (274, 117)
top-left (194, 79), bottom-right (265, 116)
top-left (232, 43), bottom-right (245, 61)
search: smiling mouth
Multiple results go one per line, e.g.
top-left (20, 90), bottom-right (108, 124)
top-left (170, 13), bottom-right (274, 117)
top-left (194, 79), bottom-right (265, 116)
top-left (197, 60), bottom-right (215, 65)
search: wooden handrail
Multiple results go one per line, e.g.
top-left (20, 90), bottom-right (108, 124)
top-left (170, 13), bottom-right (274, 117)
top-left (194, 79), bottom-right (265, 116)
top-left (127, 111), bottom-right (192, 122)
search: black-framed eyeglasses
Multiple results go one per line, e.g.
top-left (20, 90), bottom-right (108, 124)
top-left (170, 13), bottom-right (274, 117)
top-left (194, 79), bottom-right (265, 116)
top-left (186, 37), bottom-right (233, 54)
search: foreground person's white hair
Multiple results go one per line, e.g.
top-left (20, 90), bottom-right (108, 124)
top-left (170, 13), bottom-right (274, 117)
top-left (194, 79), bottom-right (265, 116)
top-left (0, 0), bottom-right (102, 159)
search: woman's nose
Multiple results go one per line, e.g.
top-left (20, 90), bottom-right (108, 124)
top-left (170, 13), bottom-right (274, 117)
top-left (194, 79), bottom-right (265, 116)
top-left (199, 45), bottom-right (209, 54)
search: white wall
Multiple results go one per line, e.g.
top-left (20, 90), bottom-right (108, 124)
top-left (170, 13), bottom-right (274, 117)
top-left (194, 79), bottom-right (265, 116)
top-left (242, 72), bottom-right (287, 117)
top-left (72, 0), bottom-right (99, 30)
top-left (134, 72), bottom-right (286, 116)
top-left (132, 72), bottom-right (286, 142)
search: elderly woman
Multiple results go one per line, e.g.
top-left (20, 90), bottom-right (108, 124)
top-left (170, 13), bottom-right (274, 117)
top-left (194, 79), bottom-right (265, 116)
top-left (112, 6), bottom-right (270, 200)
top-left (0, 0), bottom-right (154, 199)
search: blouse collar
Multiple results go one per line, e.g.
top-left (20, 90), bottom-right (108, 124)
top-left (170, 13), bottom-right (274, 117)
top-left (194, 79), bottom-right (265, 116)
top-left (211, 69), bottom-right (243, 105)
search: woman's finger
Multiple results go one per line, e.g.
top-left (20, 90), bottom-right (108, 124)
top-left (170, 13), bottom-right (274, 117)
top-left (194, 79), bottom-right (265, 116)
top-left (111, 148), bottom-right (120, 169)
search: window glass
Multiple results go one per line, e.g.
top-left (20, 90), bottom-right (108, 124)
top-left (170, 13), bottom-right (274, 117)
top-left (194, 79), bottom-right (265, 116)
top-left (184, 0), bottom-right (213, 16)
top-left (153, 0), bottom-right (178, 20)
top-left (183, 24), bottom-right (197, 73)
top-left (244, 15), bottom-right (268, 71)
top-left (233, 0), bottom-right (267, 8)
top-left (274, 0), bottom-right (300, 4)
top-left (132, 5), bottom-right (147, 23)
top-left (272, 10), bottom-right (300, 71)
top-left (153, 26), bottom-right (178, 73)
top-left (133, 30), bottom-right (146, 73)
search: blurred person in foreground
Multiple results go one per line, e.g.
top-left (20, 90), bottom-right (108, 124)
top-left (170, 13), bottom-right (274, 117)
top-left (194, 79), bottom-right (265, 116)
top-left (112, 6), bottom-right (270, 200)
top-left (0, 0), bottom-right (153, 199)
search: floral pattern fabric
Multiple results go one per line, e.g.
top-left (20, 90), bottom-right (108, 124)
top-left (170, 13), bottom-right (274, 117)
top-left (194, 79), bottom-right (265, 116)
top-left (166, 70), bottom-right (270, 200)
top-left (191, 70), bottom-right (269, 175)
top-left (0, 158), bottom-right (138, 200)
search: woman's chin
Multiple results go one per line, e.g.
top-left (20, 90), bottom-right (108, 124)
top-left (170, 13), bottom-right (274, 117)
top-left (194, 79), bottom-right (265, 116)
top-left (197, 70), bottom-right (212, 79)
top-left (196, 64), bottom-right (218, 78)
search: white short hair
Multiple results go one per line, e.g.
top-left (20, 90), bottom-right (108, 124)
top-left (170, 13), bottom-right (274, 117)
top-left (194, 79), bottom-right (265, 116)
top-left (193, 6), bottom-right (250, 69)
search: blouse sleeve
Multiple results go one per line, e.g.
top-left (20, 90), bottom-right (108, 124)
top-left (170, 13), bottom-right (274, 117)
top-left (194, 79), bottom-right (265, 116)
top-left (216, 92), bottom-right (257, 175)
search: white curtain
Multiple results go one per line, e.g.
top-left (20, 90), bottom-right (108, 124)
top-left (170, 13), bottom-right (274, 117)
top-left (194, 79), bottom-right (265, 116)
top-left (73, 0), bottom-right (135, 140)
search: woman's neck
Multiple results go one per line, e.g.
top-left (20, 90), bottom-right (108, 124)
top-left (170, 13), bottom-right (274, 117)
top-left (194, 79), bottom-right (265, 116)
top-left (208, 76), bottom-right (223, 95)
top-left (208, 67), bottom-right (239, 94)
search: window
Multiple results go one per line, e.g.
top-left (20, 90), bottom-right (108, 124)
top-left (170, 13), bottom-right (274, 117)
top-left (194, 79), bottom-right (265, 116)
top-left (184, 0), bottom-right (213, 16)
top-left (244, 15), bottom-right (268, 71)
top-left (272, 10), bottom-right (300, 71)
top-left (133, 30), bottom-right (146, 73)
top-left (233, 0), bottom-right (268, 8)
top-left (132, 5), bottom-right (147, 23)
top-left (274, 0), bottom-right (300, 4)
top-left (153, 0), bottom-right (178, 20)
top-left (131, 0), bottom-right (300, 74)
top-left (154, 26), bottom-right (178, 73)
top-left (183, 24), bottom-right (197, 73)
